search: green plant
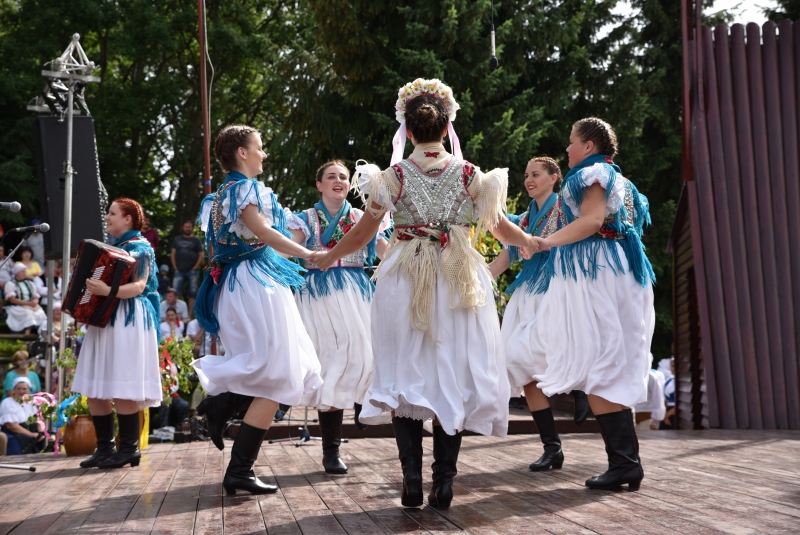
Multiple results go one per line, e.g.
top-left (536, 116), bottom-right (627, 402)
top-left (159, 337), bottom-right (196, 405)
top-left (54, 343), bottom-right (91, 416)
top-left (0, 339), bottom-right (27, 360)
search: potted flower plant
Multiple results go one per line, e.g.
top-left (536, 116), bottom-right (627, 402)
top-left (55, 344), bottom-right (97, 456)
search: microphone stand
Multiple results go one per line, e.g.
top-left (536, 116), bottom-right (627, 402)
top-left (0, 231), bottom-right (35, 271)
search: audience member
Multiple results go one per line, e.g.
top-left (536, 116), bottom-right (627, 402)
top-left (157, 265), bottom-right (171, 298)
top-left (634, 357), bottom-right (666, 430)
top-left (0, 377), bottom-right (45, 454)
top-left (160, 288), bottom-right (189, 322)
top-left (156, 353), bottom-right (190, 429)
top-left (660, 358), bottom-right (676, 429)
top-left (35, 260), bottom-right (63, 308)
top-left (25, 220), bottom-right (45, 266)
top-left (142, 216), bottom-right (160, 252)
top-left (186, 317), bottom-right (225, 358)
top-left (171, 221), bottom-right (203, 315)
top-left (159, 307), bottom-right (184, 341)
top-left (3, 351), bottom-right (42, 399)
top-left (4, 263), bottom-right (46, 334)
top-left (14, 245), bottom-right (42, 278)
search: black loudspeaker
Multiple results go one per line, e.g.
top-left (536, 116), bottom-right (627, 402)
top-left (33, 116), bottom-right (107, 259)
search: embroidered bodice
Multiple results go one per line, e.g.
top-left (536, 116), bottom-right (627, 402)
top-left (210, 182), bottom-right (262, 246)
top-left (302, 208), bottom-right (367, 269)
top-left (391, 159), bottom-right (474, 228)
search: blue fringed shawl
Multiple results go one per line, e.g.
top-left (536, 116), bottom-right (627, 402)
top-left (294, 202), bottom-right (379, 302)
top-left (194, 173), bottom-right (305, 336)
top-left (505, 193), bottom-right (558, 296)
top-left (534, 155), bottom-right (655, 294)
top-left (109, 230), bottom-right (160, 331)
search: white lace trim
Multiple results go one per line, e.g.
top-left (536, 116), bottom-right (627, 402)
top-left (354, 161), bottom-right (398, 217)
top-left (219, 181), bottom-right (277, 240)
top-left (285, 209), bottom-right (310, 243)
top-left (562, 163), bottom-right (625, 218)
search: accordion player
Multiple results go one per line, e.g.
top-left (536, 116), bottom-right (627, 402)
top-left (63, 239), bottom-right (137, 327)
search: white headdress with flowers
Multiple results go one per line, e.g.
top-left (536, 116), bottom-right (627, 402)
top-left (391, 78), bottom-right (463, 165)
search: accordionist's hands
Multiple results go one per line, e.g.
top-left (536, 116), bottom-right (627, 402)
top-left (86, 278), bottom-right (111, 297)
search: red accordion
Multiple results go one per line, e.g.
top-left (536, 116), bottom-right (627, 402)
top-left (63, 239), bottom-right (136, 327)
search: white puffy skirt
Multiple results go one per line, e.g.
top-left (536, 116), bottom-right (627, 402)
top-left (5, 305), bottom-right (46, 333)
top-left (72, 300), bottom-right (162, 408)
top-left (532, 245), bottom-right (655, 407)
top-left (501, 290), bottom-right (547, 396)
top-left (360, 254), bottom-right (510, 437)
top-left (192, 264), bottom-right (322, 407)
top-left (295, 284), bottom-right (373, 411)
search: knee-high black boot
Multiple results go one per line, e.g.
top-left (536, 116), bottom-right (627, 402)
top-left (318, 410), bottom-right (347, 474)
top-left (80, 413), bottom-right (116, 468)
top-left (585, 408), bottom-right (643, 491)
top-left (196, 392), bottom-right (254, 451)
top-left (222, 422), bottom-right (277, 496)
top-left (427, 426), bottom-right (462, 509)
top-left (99, 412), bottom-right (141, 469)
top-left (392, 416), bottom-right (423, 507)
top-left (353, 403), bottom-right (368, 430)
top-left (571, 390), bottom-right (592, 425)
top-left (529, 408), bottom-right (564, 471)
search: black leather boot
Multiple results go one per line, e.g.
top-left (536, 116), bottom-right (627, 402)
top-left (222, 422), bottom-right (277, 496)
top-left (353, 403), bottom-right (368, 430)
top-left (318, 410), bottom-right (348, 474)
top-left (572, 390), bottom-right (592, 425)
top-left (529, 408), bottom-right (564, 471)
top-left (392, 416), bottom-right (423, 507)
top-left (585, 408), bottom-right (643, 491)
top-left (80, 413), bottom-right (116, 468)
top-left (427, 426), bottom-right (462, 509)
top-left (99, 412), bottom-right (141, 469)
top-left (196, 392), bottom-right (254, 451)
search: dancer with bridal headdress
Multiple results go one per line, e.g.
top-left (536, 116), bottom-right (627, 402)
top-left (314, 78), bottom-right (539, 509)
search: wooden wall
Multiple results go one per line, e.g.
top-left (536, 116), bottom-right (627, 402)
top-left (681, 2), bottom-right (800, 429)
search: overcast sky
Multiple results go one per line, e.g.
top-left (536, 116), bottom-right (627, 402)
top-left (707, 0), bottom-right (778, 25)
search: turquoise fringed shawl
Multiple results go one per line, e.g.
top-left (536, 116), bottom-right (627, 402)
top-left (533, 155), bottom-right (655, 294)
top-left (194, 173), bottom-right (305, 336)
top-left (109, 230), bottom-right (159, 331)
top-left (505, 193), bottom-right (558, 296)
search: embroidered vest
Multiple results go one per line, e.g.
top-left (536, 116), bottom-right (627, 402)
top-left (302, 208), bottom-right (366, 270)
top-left (392, 159), bottom-right (474, 228)
top-left (210, 182), bottom-right (262, 246)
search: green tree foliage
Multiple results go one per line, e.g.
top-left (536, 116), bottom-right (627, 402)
top-left (765, 0), bottom-right (800, 21)
top-left (0, 0), bottom-right (685, 358)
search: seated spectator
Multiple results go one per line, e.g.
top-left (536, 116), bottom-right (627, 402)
top-left (0, 244), bottom-right (13, 318)
top-left (160, 307), bottom-right (184, 341)
top-left (39, 302), bottom-right (75, 345)
top-left (186, 318), bottom-right (225, 358)
top-left (156, 352), bottom-right (190, 429)
top-left (160, 288), bottom-right (189, 322)
top-left (14, 245), bottom-right (42, 279)
top-left (0, 377), bottom-right (45, 454)
top-left (34, 260), bottom-right (63, 308)
top-left (3, 350), bottom-right (42, 399)
top-left (4, 264), bottom-right (46, 334)
top-left (157, 265), bottom-right (171, 298)
top-left (660, 358), bottom-right (676, 429)
top-left (634, 364), bottom-right (666, 430)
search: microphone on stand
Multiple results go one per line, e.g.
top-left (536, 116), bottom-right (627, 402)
top-left (9, 223), bottom-right (50, 233)
top-left (489, 0), bottom-right (498, 71)
top-left (489, 25), bottom-right (498, 71)
top-left (0, 202), bottom-right (21, 212)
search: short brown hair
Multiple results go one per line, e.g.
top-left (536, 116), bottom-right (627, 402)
top-left (315, 160), bottom-right (350, 183)
top-left (12, 350), bottom-right (28, 365)
top-left (112, 198), bottom-right (145, 231)
top-left (214, 125), bottom-right (259, 172)
top-left (529, 156), bottom-right (563, 193)
top-left (573, 117), bottom-right (618, 158)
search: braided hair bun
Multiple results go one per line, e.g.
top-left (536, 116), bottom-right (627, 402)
top-left (573, 117), bottom-right (618, 158)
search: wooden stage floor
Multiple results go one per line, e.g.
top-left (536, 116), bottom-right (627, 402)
top-left (0, 429), bottom-right (798, 534)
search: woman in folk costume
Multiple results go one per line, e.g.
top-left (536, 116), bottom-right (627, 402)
top-left (528, 118), bottom-right (656, 491)
top-left (314, 78), bottom-right (539, 509)
top-left (193, 125), bottom-right (322, 496)
top-left (72, 198), bottom-right (162, 469)
top-left (286, 160), bottom-right (389, 475)
top-left (489, 156), bottom-right (591, 473)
